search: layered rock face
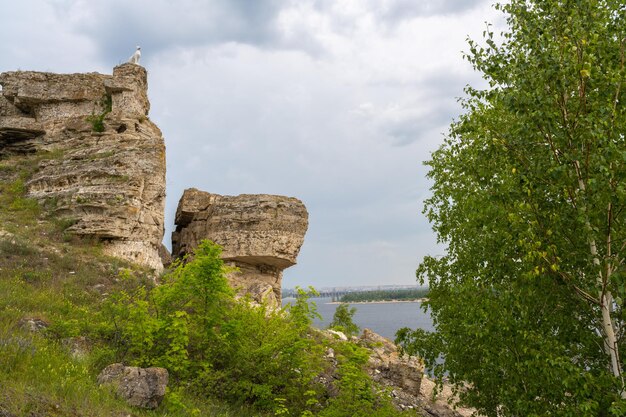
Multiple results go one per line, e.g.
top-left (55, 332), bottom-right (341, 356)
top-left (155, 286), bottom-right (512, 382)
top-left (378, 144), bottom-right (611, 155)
top-left (172, 188), bottom-right (308, 304)
top-left (0, 64), bottom-right (166, 270)
top-left (360, 328), bottom-right (423, 396)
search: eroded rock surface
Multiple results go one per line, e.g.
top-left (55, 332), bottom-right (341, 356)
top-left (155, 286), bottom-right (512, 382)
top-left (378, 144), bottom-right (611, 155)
top-left (0, 64), bottom-right (166, 270)
top-left (172, 188), bottom-right (308, 304)
top-left (316, 328), bottom-right (470, 416)
top-left (360, 328), bottom-right (424, 397)
top-left (358, 329), bottom-right (474, 417)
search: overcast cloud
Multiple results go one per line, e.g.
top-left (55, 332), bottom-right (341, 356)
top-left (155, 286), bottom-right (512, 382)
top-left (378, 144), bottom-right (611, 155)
top-left (1, 0), bottom-right (503, 289)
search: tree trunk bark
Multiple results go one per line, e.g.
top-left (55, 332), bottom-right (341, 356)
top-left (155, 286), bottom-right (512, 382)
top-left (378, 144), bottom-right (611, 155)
top-left (590, 237), bottom-right (623, 391)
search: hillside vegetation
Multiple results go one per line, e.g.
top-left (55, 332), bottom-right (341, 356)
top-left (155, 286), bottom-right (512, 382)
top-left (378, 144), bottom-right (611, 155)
top-left (0, 150), bottom-right (411, 416)
top-left (0, 151), bottom-right (245, 416)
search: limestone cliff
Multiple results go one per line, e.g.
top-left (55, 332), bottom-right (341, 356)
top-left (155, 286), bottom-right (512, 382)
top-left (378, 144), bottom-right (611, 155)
top-left (172, 188), bottom-right (308, 305)
top-left (0, 64), bottom-right (165, 270)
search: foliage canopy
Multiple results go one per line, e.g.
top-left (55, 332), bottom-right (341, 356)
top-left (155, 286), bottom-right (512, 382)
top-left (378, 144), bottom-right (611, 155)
top-left (398, 1), bottom-right (626, 416)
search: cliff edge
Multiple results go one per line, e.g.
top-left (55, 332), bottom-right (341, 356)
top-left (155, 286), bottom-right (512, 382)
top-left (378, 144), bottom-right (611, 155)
top-left (0, 64), bottom-right (166, 270)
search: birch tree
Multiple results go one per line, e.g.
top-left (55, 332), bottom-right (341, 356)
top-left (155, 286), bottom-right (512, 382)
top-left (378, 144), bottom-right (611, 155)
top-left (398, 1), bottom-right (626, 415)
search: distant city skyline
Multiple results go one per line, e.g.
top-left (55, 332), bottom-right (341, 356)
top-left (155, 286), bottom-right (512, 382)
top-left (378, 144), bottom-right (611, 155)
top-left (1, 0), bottom-right (504, 287)
top-left (282, 284), bottom-right (427, 296)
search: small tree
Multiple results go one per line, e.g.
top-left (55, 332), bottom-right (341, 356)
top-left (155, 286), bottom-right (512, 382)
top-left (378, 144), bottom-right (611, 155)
top-left (329, 303), bottom-right (360, 337)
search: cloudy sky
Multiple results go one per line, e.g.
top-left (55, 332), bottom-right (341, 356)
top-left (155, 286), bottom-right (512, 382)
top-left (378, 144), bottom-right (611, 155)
top-left (1, 0), bottom-right (503, 289)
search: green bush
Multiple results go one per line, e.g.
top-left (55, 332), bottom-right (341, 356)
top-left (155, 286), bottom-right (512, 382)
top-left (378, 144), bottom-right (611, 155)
top-left (105, 241), bottom-right (326, 415)
top-left (86, 94), bottom-right (112, 133)
top-left (104, 242), bottom-right (409, 415)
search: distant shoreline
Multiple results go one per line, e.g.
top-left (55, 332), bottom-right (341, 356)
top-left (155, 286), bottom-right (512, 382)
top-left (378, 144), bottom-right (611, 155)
top-left (327, 298), bottom-right (429, 305)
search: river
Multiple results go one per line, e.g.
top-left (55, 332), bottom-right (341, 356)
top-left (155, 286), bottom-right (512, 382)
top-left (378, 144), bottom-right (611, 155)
top-left (282, 297), bottom-right (434, 340)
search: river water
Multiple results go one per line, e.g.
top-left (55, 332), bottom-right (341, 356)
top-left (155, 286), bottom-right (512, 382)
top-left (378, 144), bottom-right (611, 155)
top-left (282, 297), bottom-right (434, 340)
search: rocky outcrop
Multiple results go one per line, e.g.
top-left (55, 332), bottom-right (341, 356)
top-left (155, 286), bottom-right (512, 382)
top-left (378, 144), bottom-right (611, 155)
top-left (97, 363), bottom-right (168, 409)
top-left (0, 64), bottom-right (166, 270)
top-left (358, 329), bottom-right (474, 417)
top-left (418, 377), bottom-right (476, 417)
top-left (172, 188), bottom-right (308, 304)
top-left (360, 328), bottom-right (424, 397)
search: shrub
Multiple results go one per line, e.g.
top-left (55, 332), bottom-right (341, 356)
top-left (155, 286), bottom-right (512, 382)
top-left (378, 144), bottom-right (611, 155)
top-left (328, 303), bottom-right (360, 337)
top-left (86, 94), bottom-right (112, 133)
top-left (105, 241), bottom-right (325, 415)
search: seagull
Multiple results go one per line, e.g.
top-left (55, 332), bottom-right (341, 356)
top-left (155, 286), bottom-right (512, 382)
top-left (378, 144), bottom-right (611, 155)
top-left (128, 46), bottom-right (141, 64)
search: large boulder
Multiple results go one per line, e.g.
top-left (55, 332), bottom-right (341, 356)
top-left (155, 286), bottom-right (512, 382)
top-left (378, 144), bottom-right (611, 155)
top-left (0, 64), bottom-right (166, 271)
top-left (97, 363), bottom-right (168, 409)
top-left (171, 188), bottom-right (308, 305)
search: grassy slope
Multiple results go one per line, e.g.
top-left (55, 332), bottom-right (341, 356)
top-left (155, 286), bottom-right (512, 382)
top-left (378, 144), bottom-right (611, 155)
top-left (0, 151), bottom-right (259, 417)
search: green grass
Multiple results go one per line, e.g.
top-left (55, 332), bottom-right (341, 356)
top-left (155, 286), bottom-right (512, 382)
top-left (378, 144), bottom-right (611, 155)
top-left (0, 323), bottom-right (260, 416)
top-left (0, 324), bottom-right (128, 416)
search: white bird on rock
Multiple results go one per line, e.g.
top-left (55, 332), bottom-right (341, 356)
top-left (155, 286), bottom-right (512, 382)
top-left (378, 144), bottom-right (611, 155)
top-left (128, 46), bottom-right (141, 64)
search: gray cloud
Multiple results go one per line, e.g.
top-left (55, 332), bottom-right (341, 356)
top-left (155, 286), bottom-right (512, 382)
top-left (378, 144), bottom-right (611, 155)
top-left (374, 0), bottom-right (486, 20)
top-left (309, 0), bottom-right (485, 17)
top-left (0, 1), bottom-right (105, 74)
top-left (363, 70), bottom-right (487, 146)
top-left (50, 0), bottom-right (286, 64)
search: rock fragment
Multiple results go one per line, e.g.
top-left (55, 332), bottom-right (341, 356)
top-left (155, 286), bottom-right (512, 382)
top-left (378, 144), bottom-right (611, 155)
top-left (97, 363), bottom-right (168, 409)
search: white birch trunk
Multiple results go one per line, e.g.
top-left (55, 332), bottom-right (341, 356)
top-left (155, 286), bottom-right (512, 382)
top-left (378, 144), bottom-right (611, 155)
top-left (575, 161), bottom-right (625, 397)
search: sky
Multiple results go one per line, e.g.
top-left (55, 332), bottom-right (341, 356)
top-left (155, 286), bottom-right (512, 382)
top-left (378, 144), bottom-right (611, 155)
top-left (0, 0), bottom-right (504, 289)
